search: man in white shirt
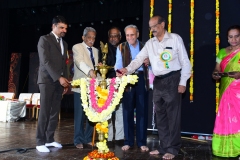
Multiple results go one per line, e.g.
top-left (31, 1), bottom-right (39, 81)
top-left (118, 15), bottom-right (191, 159)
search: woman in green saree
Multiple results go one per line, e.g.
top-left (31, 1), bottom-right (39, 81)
top-left (212, 25), bottom-right (240, 157)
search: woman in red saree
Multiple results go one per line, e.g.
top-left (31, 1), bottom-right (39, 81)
top-left (212, 25), bottom-right (240, 157)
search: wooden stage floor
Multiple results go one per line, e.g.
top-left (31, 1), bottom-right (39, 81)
top-left (0, 112), bottom-right (238, 160)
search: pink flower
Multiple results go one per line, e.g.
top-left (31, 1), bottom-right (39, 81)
top-left (88, 78), bottom-right (117, 113)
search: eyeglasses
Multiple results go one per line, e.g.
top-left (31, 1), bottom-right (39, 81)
top-left (149, 23), bottom-right (161, 30)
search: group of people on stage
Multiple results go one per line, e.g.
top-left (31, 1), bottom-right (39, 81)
top-left (35, 14), bottom-right (240, 159)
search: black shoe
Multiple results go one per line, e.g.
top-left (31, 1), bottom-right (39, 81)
top-left (107, 141), bottom-right (114, 147)
top-left (115, 139), bottom-right (124, 145)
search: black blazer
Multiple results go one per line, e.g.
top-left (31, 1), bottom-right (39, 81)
top-left (37, 32), bottom-right (68, 84)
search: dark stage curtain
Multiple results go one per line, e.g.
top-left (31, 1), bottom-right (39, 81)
top-left (28, 52), bottom-right (39, 93)
top-left (0, 9), bottom-right (10, 92)
top-left (143, 0), bottom-right (240, 135)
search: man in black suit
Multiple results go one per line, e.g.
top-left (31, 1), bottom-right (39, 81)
top-left (99, 27), bottom-right (124, 144)
top-left (36, 15), bottom-right (69, 153)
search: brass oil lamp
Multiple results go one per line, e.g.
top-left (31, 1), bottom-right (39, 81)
top-left (96, 41), bottom-right (113, 89)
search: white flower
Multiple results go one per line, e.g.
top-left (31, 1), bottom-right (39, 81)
top-left (73, 75), bottom-right (138, 122)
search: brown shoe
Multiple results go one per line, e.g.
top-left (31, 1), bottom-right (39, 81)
top-left (76, 144), bottom-right (83, 149)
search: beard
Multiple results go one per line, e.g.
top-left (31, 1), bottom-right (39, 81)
top-left (59, 32), bottom-right (66, 38)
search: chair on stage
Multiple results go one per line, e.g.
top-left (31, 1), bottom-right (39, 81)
top-left (32, 93), bottom-right (40, 120)
top-left (18, 93), bottom-right (35, 118)
top-left (0, 92), bottom-right (15, 100)
top-left (33, 93), bottom-right (61, 120)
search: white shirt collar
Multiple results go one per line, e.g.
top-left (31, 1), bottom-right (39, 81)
top-left (152, 30), bottom-right (171, 42)
top-left (51, 31), bottom-right (60, 40)
top-left (83, 41), bottom-right (91, 48)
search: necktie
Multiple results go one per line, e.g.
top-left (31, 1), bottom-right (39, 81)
top-left (57, 38), bottom-right (63, 55)
top-left (57, 38), bottom-right (61, 47)
top-left (87, 47), bottom-right (95, 66)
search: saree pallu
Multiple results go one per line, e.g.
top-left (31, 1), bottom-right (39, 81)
top-left (212, 49), bottom-right (240, 157)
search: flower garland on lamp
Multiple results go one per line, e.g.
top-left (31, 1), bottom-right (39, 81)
top-left (189, 0), bottom-right (194, 102)
top-left (85, 122), bottom-right (115, 160)
top-left (149, 0), bottom-right (154, 38)
top-left (168, 0), bottom-right (172, 32)
top-left (71, 76), bottom-right (138, 122)
top-left (72, 75), bottom-right (138, 160)
top-left (215, 0), bottom-right (220, 111)
top-left (95, 122), bottom-right (109, 152)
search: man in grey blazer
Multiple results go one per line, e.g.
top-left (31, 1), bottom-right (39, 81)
top-left (72, 27), bottom-right (99, 149)
top-left (36, 15), bottom-right (69, 153)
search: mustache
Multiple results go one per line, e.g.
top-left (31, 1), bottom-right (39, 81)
top-left (87, 41), bottom-right (94, 44)
top-left (152, 31), bottom-right (156, 33)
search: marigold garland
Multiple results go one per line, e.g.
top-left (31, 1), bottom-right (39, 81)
top-left (95, 121), bottom-right (109, 153)
top-left (168, 0), bottom-right (172, 32)
top-left (71, 75), bottom-right (138, 122)
top-left (215, 0), bottom-right (220, 111)
top-left (83, 150), bottom-right (119, 160)
top-left (149, 0), bottom-right (154, 38)
top-left (189, 0), bottom-right (194, 102)
top-left (72, 76), bottom-right (138, 160)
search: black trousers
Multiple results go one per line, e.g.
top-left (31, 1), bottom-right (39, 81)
top-left (36, 82), bottom-right (63, 146)
top-left (153, 71), bottom-right (181, 155)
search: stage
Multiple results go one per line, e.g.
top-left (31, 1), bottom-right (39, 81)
top-left (0, 112), bottom-right (236, 160)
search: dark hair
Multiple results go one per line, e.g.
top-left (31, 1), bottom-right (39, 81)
top-left (52, 15), bottom-right (67, 25)
top-left (108, 27), bottom-right (121, 36)
top-left (152, 15), bottom-right (165, 24)
top-left (227, 25), bottom-right (240, 35)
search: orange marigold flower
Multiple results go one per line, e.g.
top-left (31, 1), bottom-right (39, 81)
top-left (96, 86), bottom-right (101, 92)
top-left (96, 123), bottom-right (101, 128)
top-left (190, 95), bottom-right (193, 101)
top-left (190, 28), bottom-right (194, 34)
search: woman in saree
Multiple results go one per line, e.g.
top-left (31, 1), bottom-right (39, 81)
top-left (212, 25), bottom-right (240, 157)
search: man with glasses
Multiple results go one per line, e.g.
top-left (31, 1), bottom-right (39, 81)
top-left (72, 27), bottom-right (99, 149)
top-left (117, 15), bottom-right (191, 159)
top-left (99, 27), bottom-right (124, 145)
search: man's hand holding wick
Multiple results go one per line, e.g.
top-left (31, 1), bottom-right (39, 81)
top-left (143, 58), bottom-right (150, 67)
top-left (116, 68), bottom-right (128, 77)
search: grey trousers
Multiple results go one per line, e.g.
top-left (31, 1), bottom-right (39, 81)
top-left (108, 103), bottom-right (124, 141)
top-left (36, 83), bottom-right (63, 146)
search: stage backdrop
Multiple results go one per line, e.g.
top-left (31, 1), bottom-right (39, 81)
top-left (8, 53), bottom-right (22, 98)
top-left (143, 0), bottom-right (240, 134)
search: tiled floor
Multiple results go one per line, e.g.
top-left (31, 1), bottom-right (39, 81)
top-left (0, 113), bottom-right (239, 160)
